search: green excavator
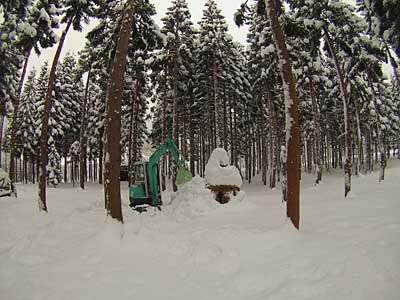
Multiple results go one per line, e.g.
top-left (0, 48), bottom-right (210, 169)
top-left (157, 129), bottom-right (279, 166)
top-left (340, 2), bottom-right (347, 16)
top-left (129, 138), bottom-right (192, 209)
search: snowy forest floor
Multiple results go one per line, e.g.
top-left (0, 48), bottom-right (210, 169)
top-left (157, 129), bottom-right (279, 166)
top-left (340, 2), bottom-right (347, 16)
top-left (1, 159), bottom-right (400, 300)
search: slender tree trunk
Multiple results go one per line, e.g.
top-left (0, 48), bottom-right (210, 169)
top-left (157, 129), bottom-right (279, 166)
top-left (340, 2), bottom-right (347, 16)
top-left (99, 131), bottom-right (103, 185)
top-left (323, 28), bottom-right (352, 197)
top-left (161, 64), bottom-right (168, 190)
top-left (268, 91), bottom-right (276, 189)
top-left (171, 20), bottom-right (180, 192)
top-left (367, 72), bottom-right (386, 182)
top-left (9, 48), bottom-right (31, 196)
top-left (189, 90), bottom-right (195, 176)
top-left (129, 79), bottom-right (139, 185)
top-left (309, 79), bottom-right (322, 183)
top-left (64, 155), bottom-right (68, 183)
top-left (266, 0), bottom-right (300, 229)
top-left (0, 113), bottom-right (4, 166)
top-left (104, 2), bottom-right (135, 223)
top-left (32, 159), bottom-right (35, 184)
top-left (353, 95), bottom-right (363, 175)
top-left (127, 88), bottom-right (134, 186)
top-left (38, 16), bottom-right (73, 212)
top-left (223, 93), bottom-right (228, 150)
top-left (79, 66), bottom-right (92, 189)
top-left (213, 55), bottom-right (219, 147)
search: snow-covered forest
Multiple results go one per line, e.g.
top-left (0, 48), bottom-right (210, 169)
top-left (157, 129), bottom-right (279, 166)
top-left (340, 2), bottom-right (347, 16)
top-left (0, 0), bottom-right (400, 297)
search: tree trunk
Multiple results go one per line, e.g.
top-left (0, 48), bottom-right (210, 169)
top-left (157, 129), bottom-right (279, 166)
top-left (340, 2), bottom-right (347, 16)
top-left (171, 22), bottom-right (180, 192)
top-left (161, 64), bottom-right (168, 191)
top-left (213, 55), bottom-right (219, 147)
top-left (268, 91), bottom-right (276, 189)
top-left (99, 130), bottom-right (103, 185)
top-left (128, 79), bottom-right (139, 185)
top-left (353, 93), bottom-right (363, 175)
top-left (266, 0), bottom-right (300, 229)
top-left (309, 79), bottom-right (322, 183)
top-left (0, 112), bottom-right (4, 166)
top-left (38, 16), bottom-right (74, 212)
top-left (104, 1), bottom-right (135, 223)
top-left (189, 90), bottom-right (195, 176)
top-left (367, 72), bottom-right (385, 182)
top-left (79, 65), bottom-right (92, 189)
top-left (9, 48), bottom-right (31, 196)
top-left (323, 28), bottom-right (352, 197)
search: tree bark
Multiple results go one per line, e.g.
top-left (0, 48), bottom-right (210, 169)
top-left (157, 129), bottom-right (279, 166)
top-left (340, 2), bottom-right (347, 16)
top-left (171, 16), bottom-right (180, 192)
top-left (265, 0), bottom-right (300, 229)
top-left (9, 48), bottom-right (31, 196)
top-left (367, 72), bottom-right (385, 182)
top-left (79, 65), bottom-right (92, 189)
top-left (0, 107), bottom-right (5, 166)
top-left (128, 79), bottom-right (139, 185)
top-left (104, 1), bottom-right (135, 223)
top-left (323, 28), bottom-right (352, 197)
top-left (189, 89), bottom-right (195, 176)
top-left (309, 79), bottom-right (322, 183)
top-left (38, 16), bottom-right (74, 212)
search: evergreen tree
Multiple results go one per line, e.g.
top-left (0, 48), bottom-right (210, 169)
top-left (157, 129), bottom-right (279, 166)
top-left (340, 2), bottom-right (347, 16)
top-left (38, 0), bottom-right (99, 212)
top-left (15, 69), bottom-right (38, 177)
top-left (54, 52), bottom-right (83, 176)
top-left (8, 0), bottom-right (61, 192)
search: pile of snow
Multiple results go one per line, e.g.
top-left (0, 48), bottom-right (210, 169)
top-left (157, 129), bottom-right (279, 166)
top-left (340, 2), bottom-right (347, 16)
top-left (167, 176), bottom-right (219, 220)
top-left (204, 148), bottom-right (242, 188)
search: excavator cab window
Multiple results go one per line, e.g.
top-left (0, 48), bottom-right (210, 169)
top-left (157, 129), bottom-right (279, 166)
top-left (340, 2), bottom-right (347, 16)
top-left (134, 163), bottom-right (146, 183)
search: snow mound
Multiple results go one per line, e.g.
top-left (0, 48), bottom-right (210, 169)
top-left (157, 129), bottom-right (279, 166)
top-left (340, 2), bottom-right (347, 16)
top-left (204, 148), bottom-right (242, 188)
top-left (168, 176), bottom-right (219, 220)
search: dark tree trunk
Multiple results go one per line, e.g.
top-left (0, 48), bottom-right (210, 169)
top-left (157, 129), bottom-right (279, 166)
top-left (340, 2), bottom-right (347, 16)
top-left (79, 66), bottom-right (92, 189)
top-left (266, 0), bottom-right (300, 229)
top-left (9, 48), bottom-right (31, 196)
top-left (309, 79), bottom-right (322, 183)
top-left (323, 29), bottom-right (352, 197)
top-left (104, 2), bottom-right (135, 223)
top-left (189, 90), bottom-right (195, 176)
top-left (268, 91), bottom-right (276, 189)
top-left (64, 155), bottom-right (68, 183)
top-left (0, 111), bottom-right (5, 166)
top-left (128, 79), bottom-right (139, 186)
top-left (38, 16), bottom-right (73, 212)
top-left (99, 131), bottom-right (103, 185)
top-left (172, 23), bottom-right (180, 192)
top-left (367, 72), bottom-right (386, 182)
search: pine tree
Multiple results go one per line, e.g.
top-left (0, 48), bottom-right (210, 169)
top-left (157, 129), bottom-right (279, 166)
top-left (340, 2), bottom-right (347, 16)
top-left (8, 0), bottom-right (61, 193)
top-left (104, 0), bottom-right (136, 223)
top-left (55, 52), bottom-right (83, 181)
top-left (38, 0), bottom-right (99, 212)
top-left (196, 0), bottom-right (230, 150)
top-left (150, 0), bottom-right (195, 188)
top-left (15, 68), bottom-right (38, 182)
top-left (263, 0), bottom-right (300, 229)
top-left (34, 62), bottom-right (49, 182)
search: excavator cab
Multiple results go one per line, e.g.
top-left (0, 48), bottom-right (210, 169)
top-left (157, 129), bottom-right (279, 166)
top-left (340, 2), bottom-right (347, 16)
top-left (129, 162), bottom-right (160, 207)
top-left (128, 138), bottom-right (191, 210)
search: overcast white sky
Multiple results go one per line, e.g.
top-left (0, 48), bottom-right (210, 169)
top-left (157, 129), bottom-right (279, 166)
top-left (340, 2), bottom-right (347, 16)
top-left (28, 0), bottom-right (249, 73)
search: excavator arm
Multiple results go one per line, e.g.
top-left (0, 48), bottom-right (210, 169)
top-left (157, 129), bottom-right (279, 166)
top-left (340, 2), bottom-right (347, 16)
top-left (146, 138), bottom-right (191, 206)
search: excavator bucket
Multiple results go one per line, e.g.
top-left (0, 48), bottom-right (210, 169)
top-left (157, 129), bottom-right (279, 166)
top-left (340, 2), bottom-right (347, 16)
top-left (176, 166), bottom-right (192, 186)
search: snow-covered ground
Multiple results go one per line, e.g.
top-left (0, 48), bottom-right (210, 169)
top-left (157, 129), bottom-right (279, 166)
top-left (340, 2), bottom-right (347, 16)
top-left (1, 160), bottom-right (400, 300)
